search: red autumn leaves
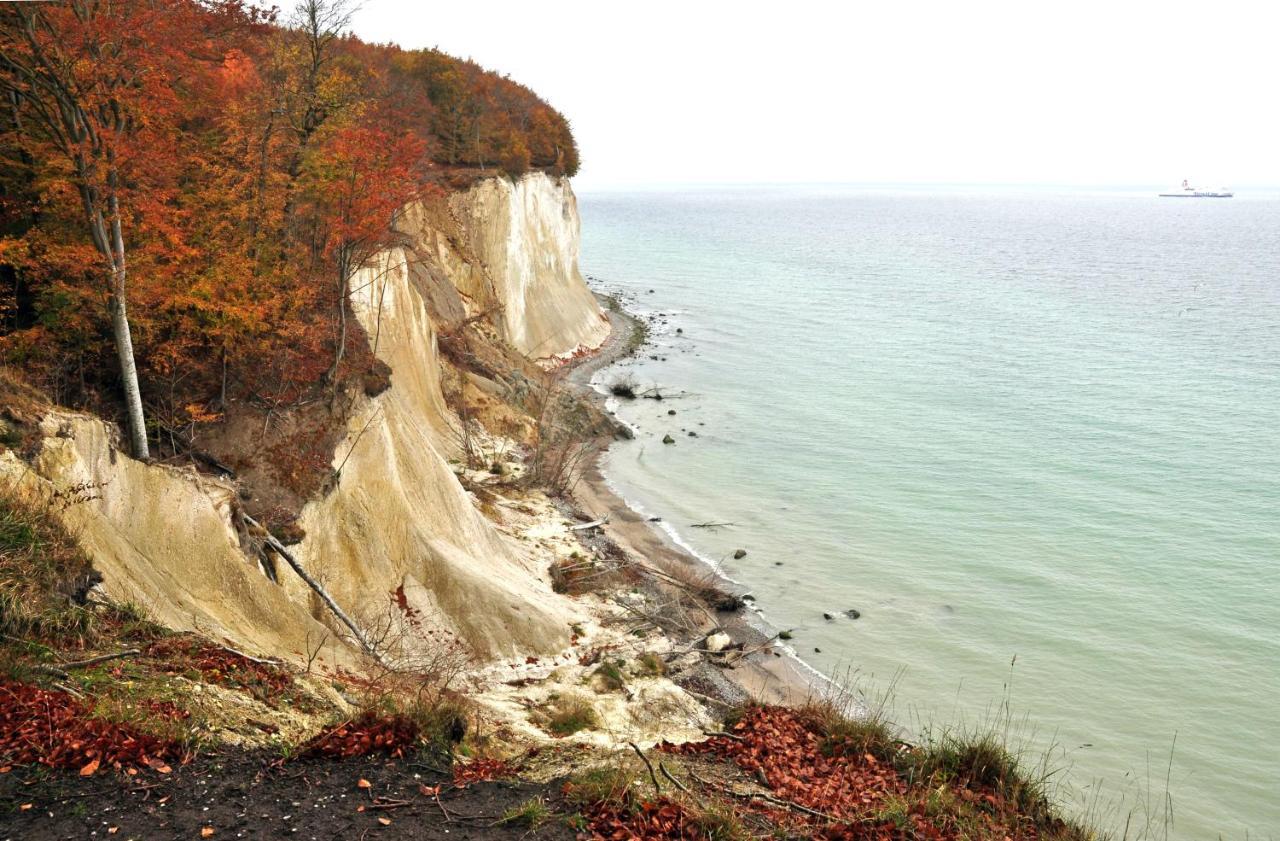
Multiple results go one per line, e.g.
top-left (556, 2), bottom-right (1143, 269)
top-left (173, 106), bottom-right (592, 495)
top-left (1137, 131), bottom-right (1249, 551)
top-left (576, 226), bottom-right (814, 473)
top-left (587, 800), bottom-right (715, 841)
top-left (669, 706), bottom-right (905, 820)
top-left (581, 707), bottom-right (945, 841)
top-left (0, 681), bottom-right (181, 776)
top-left (302, 714), bottom-right (421, 760)
top-left (450, 757), bottom-right (515, 788)
top-left (144, 636), bottom-right (295, 701)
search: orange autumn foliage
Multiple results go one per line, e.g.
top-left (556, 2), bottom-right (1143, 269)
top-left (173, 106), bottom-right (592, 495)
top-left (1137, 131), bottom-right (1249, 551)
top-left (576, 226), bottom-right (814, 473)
top-left (0, 0), bottom-right (577, 439)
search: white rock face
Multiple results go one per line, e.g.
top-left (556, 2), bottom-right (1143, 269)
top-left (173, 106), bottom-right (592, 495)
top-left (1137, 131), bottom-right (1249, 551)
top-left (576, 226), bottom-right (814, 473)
top-left (450, 173), bottom-right (610, 363)
top-left (0, 173), bottom-right (607, 667)
top-left (293, 246), bottom-right (583, 661)
top-left (0, 415), bottom-right (351, 668)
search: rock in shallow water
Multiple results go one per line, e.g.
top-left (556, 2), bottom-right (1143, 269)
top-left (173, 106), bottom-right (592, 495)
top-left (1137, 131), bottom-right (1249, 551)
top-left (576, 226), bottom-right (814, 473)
top-left (733, 549), bottom-right (747, 559)
top-left (845, 608), bottom-right (861, 620)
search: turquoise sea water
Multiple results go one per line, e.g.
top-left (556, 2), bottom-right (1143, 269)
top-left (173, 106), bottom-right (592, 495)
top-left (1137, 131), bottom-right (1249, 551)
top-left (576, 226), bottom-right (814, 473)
top-left (578, 186), bottom-right (1279, 839)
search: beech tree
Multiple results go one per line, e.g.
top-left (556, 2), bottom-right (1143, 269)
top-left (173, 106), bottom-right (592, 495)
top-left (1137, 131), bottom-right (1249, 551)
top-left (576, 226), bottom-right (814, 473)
top-left (297, 123), bottom-right (426, 382)
top-left (0, 1), bottom-right (256, 457)
top-left (0, 0), bottom-right (577, 434)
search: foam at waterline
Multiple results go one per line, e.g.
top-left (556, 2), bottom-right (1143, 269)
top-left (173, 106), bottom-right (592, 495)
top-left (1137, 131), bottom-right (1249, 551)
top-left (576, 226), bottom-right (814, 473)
top-left (591, 394), bottom-right (836, 695)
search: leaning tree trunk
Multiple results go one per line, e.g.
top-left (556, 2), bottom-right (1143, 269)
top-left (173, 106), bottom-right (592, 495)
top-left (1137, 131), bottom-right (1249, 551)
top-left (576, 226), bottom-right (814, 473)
top-left (109, 289), bottom-right (149, 460)
top-left (100, 175), bottom-right (149, 460)
top-left (325, 251), bottom-right (351, 387)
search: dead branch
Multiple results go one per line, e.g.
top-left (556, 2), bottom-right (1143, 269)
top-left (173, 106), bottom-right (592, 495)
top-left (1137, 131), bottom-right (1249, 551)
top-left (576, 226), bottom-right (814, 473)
top-left (57, 648), bottom-right (141, 669)
top-left (218, 645), bottom-right (281, 667)
top-left (629, 741), bottom-right (661, 797)
top-left (701, 730), bottom-right (746, 742)
top-left (685, 767), bottom-right (838, 822)
top-left (658, 762), bottom-right (690, 793)
top-left (243, 513), bottom-right (385, 663)
top-left (335, 406), bottom-right (383, 476)
top-left (568, 516), bottom-right (609, 531)
top-left (31, 665), bottom-right (70, 679)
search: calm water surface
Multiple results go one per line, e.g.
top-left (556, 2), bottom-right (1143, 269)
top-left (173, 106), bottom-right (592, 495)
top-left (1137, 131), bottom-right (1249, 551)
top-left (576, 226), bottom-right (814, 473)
top-left (579, 186), bottom-right (1279, 839)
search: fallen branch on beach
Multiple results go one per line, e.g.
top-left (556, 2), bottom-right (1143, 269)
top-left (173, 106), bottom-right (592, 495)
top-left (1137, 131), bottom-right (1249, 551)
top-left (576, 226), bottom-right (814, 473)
top-left (569, 516), bottom-right (609, 531)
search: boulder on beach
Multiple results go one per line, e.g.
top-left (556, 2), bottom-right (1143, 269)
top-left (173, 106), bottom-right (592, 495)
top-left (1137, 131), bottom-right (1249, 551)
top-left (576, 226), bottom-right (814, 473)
top-left (705, 632), bottom-right (732, 652)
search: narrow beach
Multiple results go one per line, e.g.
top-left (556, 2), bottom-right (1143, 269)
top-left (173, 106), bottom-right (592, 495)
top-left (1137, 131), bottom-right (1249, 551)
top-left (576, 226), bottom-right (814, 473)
top-left (566, 299), bottom-right (833, 709)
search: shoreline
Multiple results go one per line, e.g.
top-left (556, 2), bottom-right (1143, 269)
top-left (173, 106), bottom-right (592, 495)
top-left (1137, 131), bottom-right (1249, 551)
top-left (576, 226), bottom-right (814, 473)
top-left (565, 296), bottom-right (836, 708)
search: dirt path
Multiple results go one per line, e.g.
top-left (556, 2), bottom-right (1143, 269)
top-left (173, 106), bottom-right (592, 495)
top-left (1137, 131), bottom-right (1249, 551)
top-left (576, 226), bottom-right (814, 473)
top-left (0, 753), bottom-right (574, 841)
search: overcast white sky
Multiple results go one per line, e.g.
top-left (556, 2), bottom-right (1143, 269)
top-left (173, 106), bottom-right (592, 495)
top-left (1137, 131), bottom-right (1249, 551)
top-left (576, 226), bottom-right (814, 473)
top-left (350, 0), bottom-right (1280, 190)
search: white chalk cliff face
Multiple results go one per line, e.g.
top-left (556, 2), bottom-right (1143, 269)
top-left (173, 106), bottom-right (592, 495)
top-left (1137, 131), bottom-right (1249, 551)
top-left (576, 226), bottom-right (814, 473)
top-left (0, 173), bottom-right (608, 666)
top-left (398, 172), bottom-right (610, 363)
top-left (0, 415), bottom-right (351, 667)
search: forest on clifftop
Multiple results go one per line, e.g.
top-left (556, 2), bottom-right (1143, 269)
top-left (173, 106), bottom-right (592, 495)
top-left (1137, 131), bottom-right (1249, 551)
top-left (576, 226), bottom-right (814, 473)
top-left (0, 0), bottom-right (579, 459)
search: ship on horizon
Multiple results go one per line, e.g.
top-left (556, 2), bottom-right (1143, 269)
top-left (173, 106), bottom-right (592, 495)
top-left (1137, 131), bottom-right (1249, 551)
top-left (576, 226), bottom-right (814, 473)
top-left (1159, 179), bottom-right (1233, 198)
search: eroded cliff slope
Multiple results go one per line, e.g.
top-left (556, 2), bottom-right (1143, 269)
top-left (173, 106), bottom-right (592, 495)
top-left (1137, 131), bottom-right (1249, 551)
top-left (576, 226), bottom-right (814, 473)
top-left (0, 173), bottom-right (609, 668)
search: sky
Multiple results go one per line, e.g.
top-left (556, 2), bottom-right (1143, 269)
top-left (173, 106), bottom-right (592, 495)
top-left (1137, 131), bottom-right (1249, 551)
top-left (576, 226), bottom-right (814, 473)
top-left (349, 0), bottom-right (1280, 190)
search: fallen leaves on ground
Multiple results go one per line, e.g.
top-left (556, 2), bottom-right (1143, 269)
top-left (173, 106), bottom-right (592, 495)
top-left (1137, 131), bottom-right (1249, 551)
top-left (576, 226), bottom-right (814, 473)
top-left (451, 757), bottom-right (515, 787)
top-left (302, 714), bottom-right (419, 759)
top-left (0, 681), bottom-right (182, 775)
top-left (586, 800), bottom-right (708, 840)
top-left (667, 706), bottom-right (905, 821)
top-left (145, 637), bottom-right (295, 703)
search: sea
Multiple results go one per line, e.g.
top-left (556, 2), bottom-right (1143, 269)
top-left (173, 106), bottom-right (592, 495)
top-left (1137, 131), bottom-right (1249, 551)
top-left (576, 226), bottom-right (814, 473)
top-left (578, 185), bottom-right (1279, 840)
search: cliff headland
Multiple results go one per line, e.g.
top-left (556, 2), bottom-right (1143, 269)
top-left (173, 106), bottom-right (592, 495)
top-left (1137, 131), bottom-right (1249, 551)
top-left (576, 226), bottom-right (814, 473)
top-left (0, 3), bottom-right (1102, 838)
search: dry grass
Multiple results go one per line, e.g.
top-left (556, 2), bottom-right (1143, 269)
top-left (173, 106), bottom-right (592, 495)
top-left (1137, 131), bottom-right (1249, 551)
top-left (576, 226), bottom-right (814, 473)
top-left (542, 695), bottom-right (599, 737)
top-left (0, 484), bottom-right (98, 644)
top-left (563, 762), bottom-right (637, 808)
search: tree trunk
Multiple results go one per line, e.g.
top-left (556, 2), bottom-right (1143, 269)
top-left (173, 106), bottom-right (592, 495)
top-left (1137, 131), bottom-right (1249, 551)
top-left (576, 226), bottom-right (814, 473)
top-left (109, 290), bottom-right (149, 460)
top-left (105, 173), bottom-right (149, 461)
top-left (325, 254), bottom-right (349, 385)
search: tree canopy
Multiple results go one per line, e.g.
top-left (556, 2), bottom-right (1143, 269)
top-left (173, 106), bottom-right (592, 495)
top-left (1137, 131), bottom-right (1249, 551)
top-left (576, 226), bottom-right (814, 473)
top-left (0, 0), bottom-right (579, 452)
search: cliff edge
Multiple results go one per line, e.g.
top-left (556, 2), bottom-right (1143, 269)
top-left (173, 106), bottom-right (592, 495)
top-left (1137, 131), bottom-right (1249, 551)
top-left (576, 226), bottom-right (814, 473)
top-left (0, 173), bottom-right (608, 669)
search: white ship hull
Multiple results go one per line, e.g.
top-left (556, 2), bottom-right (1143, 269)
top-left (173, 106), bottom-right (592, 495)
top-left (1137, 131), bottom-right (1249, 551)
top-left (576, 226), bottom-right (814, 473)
top-left (1160, 180), bottom-right (1233, 198)
top-left (1159, 190), bottom-right (1233, 198)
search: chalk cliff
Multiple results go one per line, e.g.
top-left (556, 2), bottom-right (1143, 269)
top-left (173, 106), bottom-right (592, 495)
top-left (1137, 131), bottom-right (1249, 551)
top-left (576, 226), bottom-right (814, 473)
top-left (0, 173), bottom-right (609, 667)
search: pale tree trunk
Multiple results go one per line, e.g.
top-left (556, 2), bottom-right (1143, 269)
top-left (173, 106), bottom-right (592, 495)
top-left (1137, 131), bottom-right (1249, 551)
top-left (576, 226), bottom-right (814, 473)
top-left (83, 166), bottom-right (149, 460)
top-left (325, 250), bottom-right (350, 386)
top-left (107, 170), bottom-right (149, 459)
top-left (109, 289), bottom-right (148, 460)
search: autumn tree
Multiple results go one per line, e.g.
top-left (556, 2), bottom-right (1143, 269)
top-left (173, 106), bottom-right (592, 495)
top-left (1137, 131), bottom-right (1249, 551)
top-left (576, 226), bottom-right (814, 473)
top-left (277, 0), bottom-right (362, 228)
top-left (296, 123), bottom-right (426, 382)
top-left (0, 0), bottom-right (258, 457)
top-left (0, 0), bottom-right (577, 442)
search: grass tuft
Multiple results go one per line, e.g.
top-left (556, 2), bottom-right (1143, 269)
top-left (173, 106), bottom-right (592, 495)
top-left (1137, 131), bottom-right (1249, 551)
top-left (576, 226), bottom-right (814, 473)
top-left (498, 796), bottom-right (551, 828)
top-left (0, 485), bottom-right (98, 643)
top-left (545, 696), bottom-right (599, 737)
top-left (563, 763), bottom-right (634, 808)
